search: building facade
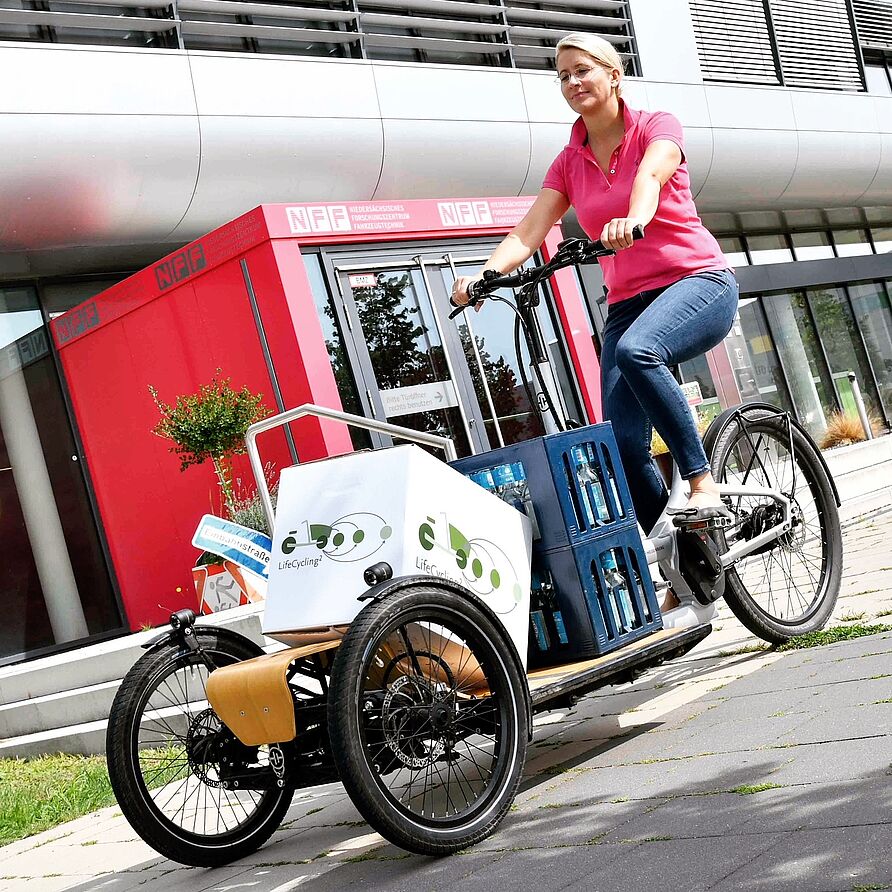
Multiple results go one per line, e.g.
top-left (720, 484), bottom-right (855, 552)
top-left (1, 0), bottom-right (891, 664)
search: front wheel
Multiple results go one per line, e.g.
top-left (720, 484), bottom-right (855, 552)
top-left (709, 408), bottom-right (843, 643)
top-left (106, 629), bottom-right (295, 867)
top-left (328, 584), bottom-right (528, 856)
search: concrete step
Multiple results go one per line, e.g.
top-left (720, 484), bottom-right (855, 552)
top-left (822, 435), bottom-right (892, 525)
top-left (0, 604), bottom-right (269, 758)
top-left (0, 603), bottom-right (265, 706)
top-left (0, 715), bottom-right (111, 759)
top-left (0, 679), bottom-right (119, 740)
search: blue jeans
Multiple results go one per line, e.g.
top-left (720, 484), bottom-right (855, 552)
top-left (601, 269), bottom-right (739, 533)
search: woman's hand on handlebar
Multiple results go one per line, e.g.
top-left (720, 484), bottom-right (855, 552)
top-left (451, 274), bottom-right (486, 311)
top-left (599, 217), bottom-right (646, 251)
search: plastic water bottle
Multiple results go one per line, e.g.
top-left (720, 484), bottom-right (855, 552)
top-left (573, 445), bottom-right (607, 526)
top-left (600, 551), bottom-right (634, 634)
top-left (511, 462), bottom-right (540, 539)
top-left (529, 590), bottom-right (551, 652)
top-left (470, 468), bottom-right (495, 493)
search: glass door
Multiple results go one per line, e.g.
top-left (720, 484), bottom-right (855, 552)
top-left (333, 259), bottom-right (489, 457)
top-left (328, 245), bottom-right (586, 459)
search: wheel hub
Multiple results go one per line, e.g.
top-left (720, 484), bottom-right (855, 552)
top-left (185, 708), bottom-right (225, 787)
top-left (780, 498), bottom-right (806, 551)
top-left (429, 702), bottom-right (456, 733)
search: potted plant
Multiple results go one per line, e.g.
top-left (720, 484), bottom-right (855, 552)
top-left (149, 372), bottom-right (272, 613)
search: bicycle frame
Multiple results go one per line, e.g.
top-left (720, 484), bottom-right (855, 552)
top-left (246, 403), bottom-right (794, 624)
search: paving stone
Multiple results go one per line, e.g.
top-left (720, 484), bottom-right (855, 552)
top-left (722, 824), bottom-right (892, 891)
top-left (473, 796), bottom-right (668, 851)
top-left (532, 750), bottom-right (788, 807)
top-left (285, 850), bottom-right (506, 891)
top-left (455, 844), bottom-right (629, 892)
top-left (736, 778), bottom-right (892, 833)
top-left (563, 833), bottom-right (780, 892)
top-left (600, 792), bottom-right (764, 842)
top-left (774, 701), bottom-right (891, 746)
top-left (754, 735), bottom-right (892, 786)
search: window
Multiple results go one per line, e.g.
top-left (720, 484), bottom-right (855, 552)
top-left (848, 281), bottom-right (892, 422)
top-left (747, 234), bottom-right (793, 265)
top-left (0, 286), bottom-right (121, 664)
top-left (791, 231), bottom-right (834, 261)
top-left (302, 253), bottom-right (369, 450)
top-left (736, 298), bottom-right (795, 414)
top-left (808, 285), bottom-right (885, 420)
top-left (718, 236), bottom-right (748, 266)
top-left (865, 62), bottom-right (892, 93)
top-left (871, 227), bottom-right (892, 253)
top-left (833, 229), bottom-right (874, 257)
top-left (762, 291), bottom-right (835, 435)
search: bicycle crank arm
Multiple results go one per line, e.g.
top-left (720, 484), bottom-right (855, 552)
top-left (717, 484), bottom-right (792, 568)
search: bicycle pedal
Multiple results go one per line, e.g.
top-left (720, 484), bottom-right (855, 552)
top-left (669, 506), bottom-right (732, 531)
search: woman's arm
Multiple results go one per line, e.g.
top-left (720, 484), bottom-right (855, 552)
top-left (599, 139), bottom-right (683, 249)
top-left (452, 188), bottom-right (569, 307)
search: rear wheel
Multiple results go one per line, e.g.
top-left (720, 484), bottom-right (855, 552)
top-left (106, 629), bottom-right (295, 867)
top-left (709, 408), bottom-right (842, 643)
top-left (328, 584), bottom-right (527, 855)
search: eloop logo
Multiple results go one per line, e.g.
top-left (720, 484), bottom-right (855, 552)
top-left (437, 201), bottom-right (493, 227)
top-left (287, 205), bottom-right (351, 234)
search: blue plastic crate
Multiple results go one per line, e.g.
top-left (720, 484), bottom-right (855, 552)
top-left (527, 527), bottom-right (663, 668)
top-left (450, 422), bottom-right (637, 553)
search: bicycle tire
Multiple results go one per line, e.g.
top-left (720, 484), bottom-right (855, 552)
top-left (327, 584), bottom-right (527, 856)
top-left (106, 629), bottom-right (295, 867)
top-left (709, 407), bottom-right (842, 643)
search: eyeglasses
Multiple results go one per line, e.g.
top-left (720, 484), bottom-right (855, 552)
top-left (555, 66), bottom-right (596, 88)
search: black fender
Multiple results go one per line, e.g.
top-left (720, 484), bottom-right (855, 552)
top-left (141, 622), bottom-right (264, 659)
top-left (358, 574), bottom-right (534, 739)
top-left (702, 401), bottom-right (840, 507)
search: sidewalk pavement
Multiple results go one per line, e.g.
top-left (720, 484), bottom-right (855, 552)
top-left (2, 511), bottom-right (891, 892)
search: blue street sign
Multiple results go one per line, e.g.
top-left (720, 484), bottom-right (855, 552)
top-left (192, 514), bottom-right (272, 579)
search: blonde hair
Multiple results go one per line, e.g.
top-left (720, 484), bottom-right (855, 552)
top-left (555, 33), bottom-right (624, 97)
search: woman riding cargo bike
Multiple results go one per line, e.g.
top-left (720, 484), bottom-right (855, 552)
top-left (105, 33), bottom-right (843, 866)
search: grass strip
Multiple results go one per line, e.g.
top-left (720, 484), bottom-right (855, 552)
top-left (776, 624), bottom-right (892, 651)
top-left (0, 753), bottom-right (116, 847)
top-left (0, 745), bottom-right (186, 848)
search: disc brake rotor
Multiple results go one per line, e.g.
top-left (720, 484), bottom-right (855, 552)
top-left (382, 675), bottom-right (447, 769)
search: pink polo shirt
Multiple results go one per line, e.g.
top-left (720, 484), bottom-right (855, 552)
top-left (542, 102), bottom-right (728, 304)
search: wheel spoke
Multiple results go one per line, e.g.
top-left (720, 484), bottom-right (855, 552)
top-left (715, 417), bottom-right (838, 630)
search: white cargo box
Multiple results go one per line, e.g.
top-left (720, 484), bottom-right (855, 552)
top-left (264, 444), bottom-right (532, 665)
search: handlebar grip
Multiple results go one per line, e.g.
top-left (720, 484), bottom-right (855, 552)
top-left (448, 278), bottom-right (489, 318)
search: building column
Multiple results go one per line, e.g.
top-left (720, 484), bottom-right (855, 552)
top-left (0, 344), bottom-right (88, 643)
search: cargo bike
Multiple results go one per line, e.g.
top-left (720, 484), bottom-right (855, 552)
top-left (106, 237), bottom-right (843, 866)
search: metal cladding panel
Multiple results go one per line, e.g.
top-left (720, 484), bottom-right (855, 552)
top-left (372, 62), bottom-right (528, 122)
top-left (521, 70), bottom-right (577, 124)
top-left (167, 116), bottom-right (385, 243)
top-left (863, 131), bottom-right (892, 204)
top-left (524, 122), bottom-right (574, 195)
top-left (185, 53), bottom-right (380, 118)
top-left (0, 46), bottom-right (199, 249)
top-left (645, 82), bottom-right (711, 128)
top-left (0, 45), bottom-right (195, 115)
top-left (374, 120), bottom-right (530, 200)
top-left (705, 83), bottom-right (797, 130)
top-left (698, 127), bottom-right (800, 210)
top-left (781, 131), bottom-right (882, 206)
top-left (0, 113), bottom-right (199, 250)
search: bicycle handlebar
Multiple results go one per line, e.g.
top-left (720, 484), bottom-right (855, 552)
top-left (448, 225), bottom-right (645, 319)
